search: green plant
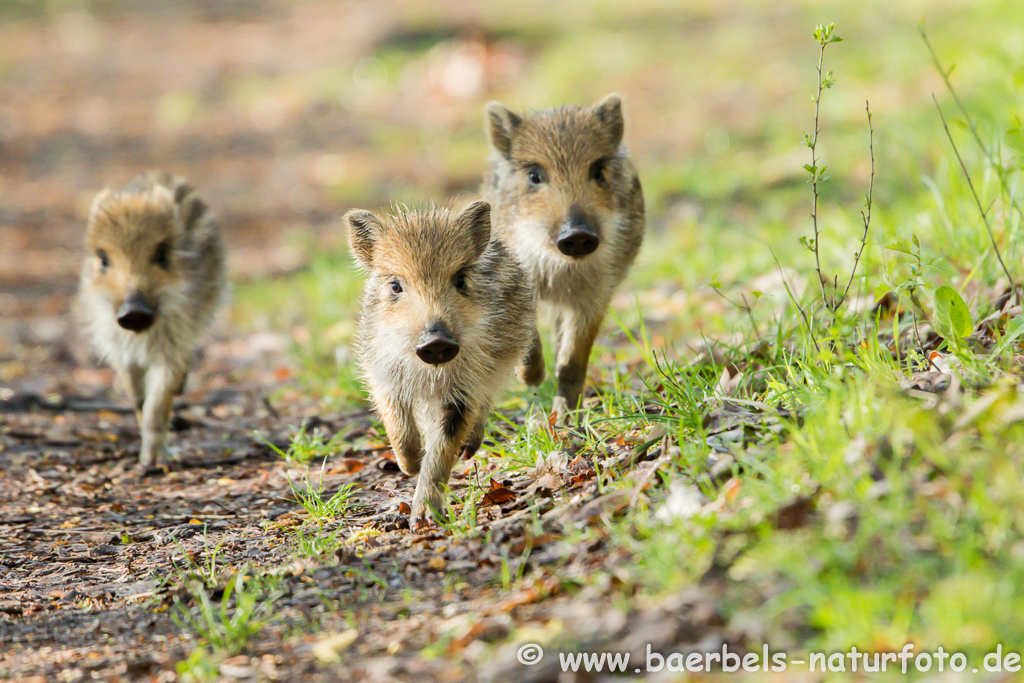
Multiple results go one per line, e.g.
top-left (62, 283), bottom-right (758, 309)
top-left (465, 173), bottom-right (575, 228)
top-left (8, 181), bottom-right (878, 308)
top-left (287, 468), bottom-right (356, 524)
top-left (800, 22), bottom-right (875, 314)
top-left (172, 565), bottom-right (280, 658)
top-left (262, 425), bottom-right (346, 465)
top-left (291, 524), bottom-right (345, 561)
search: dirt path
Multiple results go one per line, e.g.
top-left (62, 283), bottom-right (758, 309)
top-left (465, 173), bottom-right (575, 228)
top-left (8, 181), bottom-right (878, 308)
top-left (1, 325), bottom-right (724, 681)
top-left (0, 4), bottom-right (735, 680)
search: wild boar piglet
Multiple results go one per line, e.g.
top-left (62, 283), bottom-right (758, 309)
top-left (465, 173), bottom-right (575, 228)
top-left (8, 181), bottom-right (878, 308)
top-left (484, 94), bottom-right (645, 418)
top-left (346, 201), bottom-right (534, 524)
top-left (77, 171), bottom-right (226, 466)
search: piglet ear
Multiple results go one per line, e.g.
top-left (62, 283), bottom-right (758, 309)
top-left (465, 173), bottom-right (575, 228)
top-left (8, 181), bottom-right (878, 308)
top-left (485, 101), bottom-right (522, 160)
top-left (344, 209), bottom-right (381, 268)
top-left (457, 200), bottom-right (491, 260)
top-left (593, 93), bottom-right (624, 149)
top-left (88, 189), bottom-right (115, 221)
top-left (85, 188), bottom-right (118, 238)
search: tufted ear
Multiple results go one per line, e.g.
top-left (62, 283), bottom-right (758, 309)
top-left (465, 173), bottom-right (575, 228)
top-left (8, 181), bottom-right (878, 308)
top-left (456, 200), bottom-right (491, 261)
top-left (485, 101), bottom-right (522, 160)
top-left (593, 93), bottom-right (624, 148)
top-left (344, 209), bottom-right (382, 268)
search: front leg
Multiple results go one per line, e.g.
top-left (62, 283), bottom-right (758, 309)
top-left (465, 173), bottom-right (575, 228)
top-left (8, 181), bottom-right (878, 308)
top-left (113, 363), bottom-right (148, 431)
top-left (139, 364), bottom-right (185, 466)
top-left (373, 391), bottom-right (422, 475)
top-left (517, 327), bottom-right (545, 387)
top-left (460, 401), bottom-right (492, 460)
top-left (411, 397), bottom-right (476, 526)
top-left (553, 307), bottom-right (604, 419)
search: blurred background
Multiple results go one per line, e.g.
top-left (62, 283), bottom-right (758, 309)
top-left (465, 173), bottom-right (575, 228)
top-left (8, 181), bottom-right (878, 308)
top-left (1, 0), bottom-right (1019, 400)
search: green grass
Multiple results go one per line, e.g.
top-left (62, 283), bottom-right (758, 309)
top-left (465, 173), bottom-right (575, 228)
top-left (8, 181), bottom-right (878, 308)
top-left (173, 565), bottom-right (282, 680)
top-left (223, 0), bottom-right (1024, 670)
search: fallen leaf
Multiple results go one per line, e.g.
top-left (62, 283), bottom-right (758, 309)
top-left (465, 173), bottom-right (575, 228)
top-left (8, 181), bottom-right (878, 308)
top-left (328, 458), bottom-right (365, 475)
top-left (568, 491), bottom-right (632, 523)
top-left (481, 478), bottom-right (515, 506)
top-left (510, 533), bottom-right (557, 555)
top-left (312, 630), bottom-right (358, 663)
top-left (775, 491), bottom-right (818, 530)
top-left (723, 477), bottom-right (742, 504)
top-left (498, 585), bottom-right (543, 612)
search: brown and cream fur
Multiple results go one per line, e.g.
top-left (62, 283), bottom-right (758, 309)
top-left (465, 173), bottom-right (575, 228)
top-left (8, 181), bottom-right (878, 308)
top-left (346, 202), bottom-right (534, 524)
top-left (483, 94), bottom-right (644, 417)
top-left (77, 171), bottom-right (227, 466)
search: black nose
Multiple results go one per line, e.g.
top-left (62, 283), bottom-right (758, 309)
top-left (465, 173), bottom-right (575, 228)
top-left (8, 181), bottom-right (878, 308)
top-left (416, 329), bottom-right (460, 365)
top-left (556, 227), bottom-right (600, 257)
top-left (117, 295), bottom-right (155, 332)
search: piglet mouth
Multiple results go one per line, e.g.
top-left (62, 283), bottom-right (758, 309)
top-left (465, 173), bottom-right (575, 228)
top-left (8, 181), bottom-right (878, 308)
top-left (116, 293), bottom-right (157, 332)
top-left (415, 323), bottom-right (460, 365)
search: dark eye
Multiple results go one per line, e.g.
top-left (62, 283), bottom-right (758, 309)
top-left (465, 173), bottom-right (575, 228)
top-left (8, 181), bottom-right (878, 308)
top-left (96, 249), bottom-right (109, 270)
top-left (525, 164), bottom-right (546, 187)
top-left (589, 157), bottom-right (610, 187)
top-left (390, 280), bottom-right (403, 295)
top-left (454, 271), bottom-right (469, 293)
top-left (152, 241), bottom-right (172, 269)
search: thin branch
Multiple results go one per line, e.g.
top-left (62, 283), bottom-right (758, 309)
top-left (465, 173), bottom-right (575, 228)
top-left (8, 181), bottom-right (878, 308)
top-left (932, 95), bottom-right (1018, 298)
top-left (836, 101), bottom-right (874, 310)
top-left (809, 40), bottom-right (829, 309)
top-left (923, 26), bottom-right (1021, 302)
top-left (920, 28), bottom-right (986, 152)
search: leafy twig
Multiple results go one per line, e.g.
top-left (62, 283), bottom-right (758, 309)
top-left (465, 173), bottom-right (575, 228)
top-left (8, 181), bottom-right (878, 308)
top-left (932, 95), bottom-right (1018, 300)
top-left (803, 23), bottom-right (842, 310)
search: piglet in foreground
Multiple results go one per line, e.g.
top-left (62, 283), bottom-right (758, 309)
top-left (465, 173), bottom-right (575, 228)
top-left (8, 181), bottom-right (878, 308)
top-left (346, 202), bottom-right (534, 526)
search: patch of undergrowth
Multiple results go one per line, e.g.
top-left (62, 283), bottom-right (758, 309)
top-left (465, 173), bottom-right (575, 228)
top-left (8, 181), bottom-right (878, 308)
top-left (588, 22), bottom-right (1024, 663)
top-left (226, 4), bottom-right (1024, 673)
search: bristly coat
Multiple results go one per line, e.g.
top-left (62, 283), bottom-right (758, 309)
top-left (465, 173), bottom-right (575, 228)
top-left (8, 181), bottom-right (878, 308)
top-left (346, 202), bottom-right (534, 524)
top-left (483, 94), bottom-right (645, 417)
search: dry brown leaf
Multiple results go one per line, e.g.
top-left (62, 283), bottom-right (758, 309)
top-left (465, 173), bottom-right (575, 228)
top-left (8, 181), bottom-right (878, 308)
top-left (327, 458), bottom-right (365, 475)
top-left (509, 533), bottom-right (557, 555)
top-left (481, 480), bottom-right (515, 507)
top-left (498, 585), bottom-right (543, 612)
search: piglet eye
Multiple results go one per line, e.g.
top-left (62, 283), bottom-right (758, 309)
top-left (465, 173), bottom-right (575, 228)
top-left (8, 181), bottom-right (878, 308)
top-left (454, 271), bottom-right (468, 293)
top-left (390, 280), bottom-right (403, 295)
top-left (152, 240), bottom-right (172, 269)
top-left (525, 164), bottom-right (546, 187)
top-left (589, 158), bottom-right (608, 186)
top-left (96, 249), bottom-right (109, 270)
